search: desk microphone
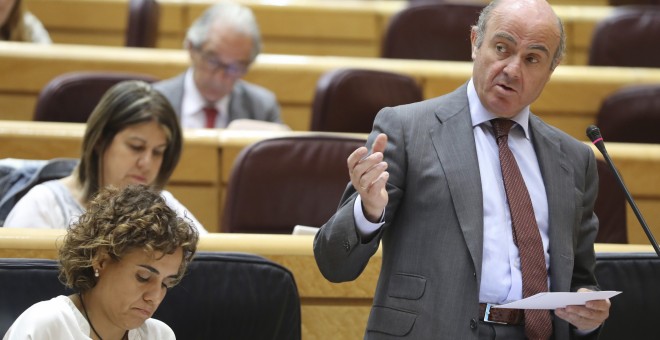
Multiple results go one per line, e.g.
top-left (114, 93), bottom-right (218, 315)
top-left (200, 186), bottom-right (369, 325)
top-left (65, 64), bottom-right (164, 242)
top-left (586, 125), bottom-right (660, 256)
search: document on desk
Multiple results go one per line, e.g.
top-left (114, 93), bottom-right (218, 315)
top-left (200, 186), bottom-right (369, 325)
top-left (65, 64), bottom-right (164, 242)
top-left (494, 291), bottom-right (621, 310)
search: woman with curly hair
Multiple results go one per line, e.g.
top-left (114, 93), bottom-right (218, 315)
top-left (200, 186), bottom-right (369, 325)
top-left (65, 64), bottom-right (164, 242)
top-left (0, 0), bottom-right (51, 43)
top-left (3, 185), bottom-right (199, 339)
top-left (5, 80), bottom-right (207, 233)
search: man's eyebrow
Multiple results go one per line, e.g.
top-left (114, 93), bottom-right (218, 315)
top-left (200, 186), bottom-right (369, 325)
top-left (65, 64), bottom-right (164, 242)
top-left (494, 32), bottom-right (516, 45)
top-left (528, 44), bottom-right (550, 57)
top-left (493, 32), bottom-right (550, 57)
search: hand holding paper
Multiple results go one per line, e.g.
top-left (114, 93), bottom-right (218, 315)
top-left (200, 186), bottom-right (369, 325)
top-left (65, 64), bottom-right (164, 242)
top-left (494, 291), bottom-right (620, 310)
top-left (495, 289), bottom-right (618, 331)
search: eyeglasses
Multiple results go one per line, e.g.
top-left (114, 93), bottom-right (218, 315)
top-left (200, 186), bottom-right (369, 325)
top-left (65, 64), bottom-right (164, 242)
top-left (195, 48), bottom-right (249, 78)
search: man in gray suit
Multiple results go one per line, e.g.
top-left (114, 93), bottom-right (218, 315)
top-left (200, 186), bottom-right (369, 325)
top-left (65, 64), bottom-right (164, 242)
top-left (314, 0), bottom-right (611, 339)
top-left (153, 2), bottom-right (281, 129)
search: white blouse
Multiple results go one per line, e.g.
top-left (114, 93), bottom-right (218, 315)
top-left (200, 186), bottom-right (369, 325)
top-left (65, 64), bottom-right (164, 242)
top-left (4, 180), bottom-right (207, 234)
top-left (3, 296), bottom-right (175, 340)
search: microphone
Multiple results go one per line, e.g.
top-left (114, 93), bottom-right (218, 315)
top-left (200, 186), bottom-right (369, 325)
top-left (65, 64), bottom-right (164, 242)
top-left (586, 125), bottom-right (660, 256)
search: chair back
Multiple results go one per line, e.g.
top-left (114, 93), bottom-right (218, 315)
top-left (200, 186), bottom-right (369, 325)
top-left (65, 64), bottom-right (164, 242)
top-left (595, 252), bottom-right (660, 339)
top-left (125, 0), bottom-right (160, 48)
top-left (311, 68), bottom-right (422, 133)
top-left (382, 3), bottom-right (483, 61)
top-left (0, 258), bottom-right (71, 335)
top-left (588, 6), bottom-right (660, 67)
top-left (222, 135), bottom-right (366, 233)
top-left (33, 72), bottom-right (158, 123)
top-left (594, 159), bottom-right (627, 243)
top-left (608, 0), bottom-right (660, 7)
top-left (596, 84), bottom-right (660, 143)
top-left (0, 158), bottom-right (78, 226)
top-left (154, 252), bottom-right (301, 340)
top-left (0, 253), bottom-right (301, 339)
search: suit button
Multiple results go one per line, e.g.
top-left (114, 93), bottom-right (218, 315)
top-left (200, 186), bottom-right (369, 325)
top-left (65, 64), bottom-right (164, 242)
top-left (343, 239), bottom-right (350, 252)
top-left (470, 318), bottom-right (477, 329)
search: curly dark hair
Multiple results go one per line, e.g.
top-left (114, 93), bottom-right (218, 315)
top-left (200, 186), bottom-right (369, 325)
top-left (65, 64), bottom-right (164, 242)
top-left (58, 185), bottom-right (199, 292)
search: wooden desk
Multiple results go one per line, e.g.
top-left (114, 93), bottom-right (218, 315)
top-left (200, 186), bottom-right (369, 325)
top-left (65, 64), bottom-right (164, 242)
top-left (591, 143), bottom-right (660, 244)
top-left (25, 0), bottom-right (610, 65)
top-left (2, 42), bottom-right (660, 137)
top-left (0, 228), bottom-right (653, 339)
top-left (1, 119), bottom-right (659, 242)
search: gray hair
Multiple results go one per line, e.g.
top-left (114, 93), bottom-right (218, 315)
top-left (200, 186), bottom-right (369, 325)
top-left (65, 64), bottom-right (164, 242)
top-left (185, 1), bottom-right (262, 62)
top-left (473, 0), bottom-right (566, 70)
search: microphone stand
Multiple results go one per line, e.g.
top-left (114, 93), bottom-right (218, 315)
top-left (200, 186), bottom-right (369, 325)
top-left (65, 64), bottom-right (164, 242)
top-left (587, 125), bottom-right (660, 257)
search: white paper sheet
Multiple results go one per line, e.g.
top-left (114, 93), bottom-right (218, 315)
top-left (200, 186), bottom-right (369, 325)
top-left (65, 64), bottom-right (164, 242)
top-left (494, 291), bottom-right (621, 310)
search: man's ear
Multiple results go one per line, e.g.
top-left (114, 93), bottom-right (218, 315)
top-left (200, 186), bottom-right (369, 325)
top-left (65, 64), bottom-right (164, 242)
top-left (550, 57), bottom-right (562, 71)
top-left (470, 27), bottom-right (478, 60)
top-left (185, 40), bottom-right (196, 60)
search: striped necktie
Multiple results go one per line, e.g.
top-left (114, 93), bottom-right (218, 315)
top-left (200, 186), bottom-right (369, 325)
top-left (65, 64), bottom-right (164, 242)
top-left (492, 118), bottom-right (553, 340)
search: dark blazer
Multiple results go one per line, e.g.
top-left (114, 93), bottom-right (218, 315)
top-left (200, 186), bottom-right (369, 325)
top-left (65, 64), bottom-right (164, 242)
top-left (314, 84), bottom-right (600, 339)
top-left (153, 72), bottom-right (281, 127)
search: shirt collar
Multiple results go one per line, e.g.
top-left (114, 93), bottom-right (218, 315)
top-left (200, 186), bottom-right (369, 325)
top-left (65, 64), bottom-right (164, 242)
top-left (467, 78), bottom-right (531, 139)
top-left (182, 68), bottom-right (230, 117)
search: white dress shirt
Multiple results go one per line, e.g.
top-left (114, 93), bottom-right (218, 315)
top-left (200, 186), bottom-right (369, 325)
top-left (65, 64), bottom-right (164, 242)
top-left (181, 68), bottom-right (230, 128)
top-left (355, 79), bottom-right (550, 304)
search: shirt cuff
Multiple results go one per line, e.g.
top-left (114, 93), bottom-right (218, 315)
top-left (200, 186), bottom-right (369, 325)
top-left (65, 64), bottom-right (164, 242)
top-left (353, 195), bottom-right (385, 239)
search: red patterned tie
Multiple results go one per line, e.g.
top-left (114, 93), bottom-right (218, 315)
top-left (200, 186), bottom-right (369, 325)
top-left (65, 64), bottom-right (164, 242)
top-left (492, 119), bottom-right (553, 340)
top-left (203, 106), bottom-right (218, 128)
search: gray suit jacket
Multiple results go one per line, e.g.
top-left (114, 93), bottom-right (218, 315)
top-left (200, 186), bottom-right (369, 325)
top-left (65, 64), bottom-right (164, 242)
top-left (153, 73), bottom-right (281, 127)
top-left (314, 84), bottom-right (600, 339)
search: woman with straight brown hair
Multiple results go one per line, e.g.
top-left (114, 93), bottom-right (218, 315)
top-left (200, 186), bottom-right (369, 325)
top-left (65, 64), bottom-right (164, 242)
top-left (5, 80), bottom-right (207, 233)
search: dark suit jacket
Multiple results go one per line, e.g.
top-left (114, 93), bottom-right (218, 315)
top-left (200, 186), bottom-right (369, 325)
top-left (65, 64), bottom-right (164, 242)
top-left (314, 84), bottom-right (600, 339)
top-left (153, 72), bottom-right (281, 127)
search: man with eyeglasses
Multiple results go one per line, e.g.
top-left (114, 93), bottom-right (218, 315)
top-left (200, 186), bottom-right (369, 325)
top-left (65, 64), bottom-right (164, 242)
top-left (154, 1), bottom-right (282, 129)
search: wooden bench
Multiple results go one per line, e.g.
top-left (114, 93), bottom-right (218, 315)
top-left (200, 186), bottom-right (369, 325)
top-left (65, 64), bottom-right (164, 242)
top-left (0, 228), bottom-right (653, 339)
top-left (1, 119), bottom-right (660, 242)
top-left (2, 42), bottom-right (660, 137)
top-left (25, 0), bottom-right (611, 65)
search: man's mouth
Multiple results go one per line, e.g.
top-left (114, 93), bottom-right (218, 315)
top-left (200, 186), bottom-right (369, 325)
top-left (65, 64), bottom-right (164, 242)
top-left (497, 83), bottom-right (515, 92)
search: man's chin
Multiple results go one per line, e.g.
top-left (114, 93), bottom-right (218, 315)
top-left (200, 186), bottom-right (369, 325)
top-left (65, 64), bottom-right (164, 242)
top-left (202, 90), bottom-right (229, 103)
top-left (487, 103), bottom-right (521, 118)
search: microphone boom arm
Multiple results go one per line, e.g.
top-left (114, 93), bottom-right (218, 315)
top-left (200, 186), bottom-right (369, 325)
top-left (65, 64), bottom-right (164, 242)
top-left (587, 125), bottom-right (660, 256)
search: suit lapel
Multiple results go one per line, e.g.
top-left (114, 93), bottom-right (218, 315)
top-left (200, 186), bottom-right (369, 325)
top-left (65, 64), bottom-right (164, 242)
top-left (429, 86), bottom-right (484, 277)
top-left (530, 117), bottom-right (574, 293)
top-left (227, 81), bottom-right (246, 122)
top-left (170, 74), bottom-right (185, 118)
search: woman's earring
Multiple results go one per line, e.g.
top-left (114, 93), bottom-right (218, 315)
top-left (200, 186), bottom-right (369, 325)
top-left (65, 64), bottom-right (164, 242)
top-left (94, 269), bottom-right (99, 278)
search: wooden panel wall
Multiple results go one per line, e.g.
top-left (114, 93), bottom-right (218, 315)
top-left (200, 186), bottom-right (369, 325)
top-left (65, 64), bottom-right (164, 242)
top-left (24, 0), bottom-right (611, 64)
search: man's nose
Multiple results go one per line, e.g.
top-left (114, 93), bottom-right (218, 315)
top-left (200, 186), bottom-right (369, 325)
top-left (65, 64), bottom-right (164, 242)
top-left (503, 58), bottom-right (522, 79)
